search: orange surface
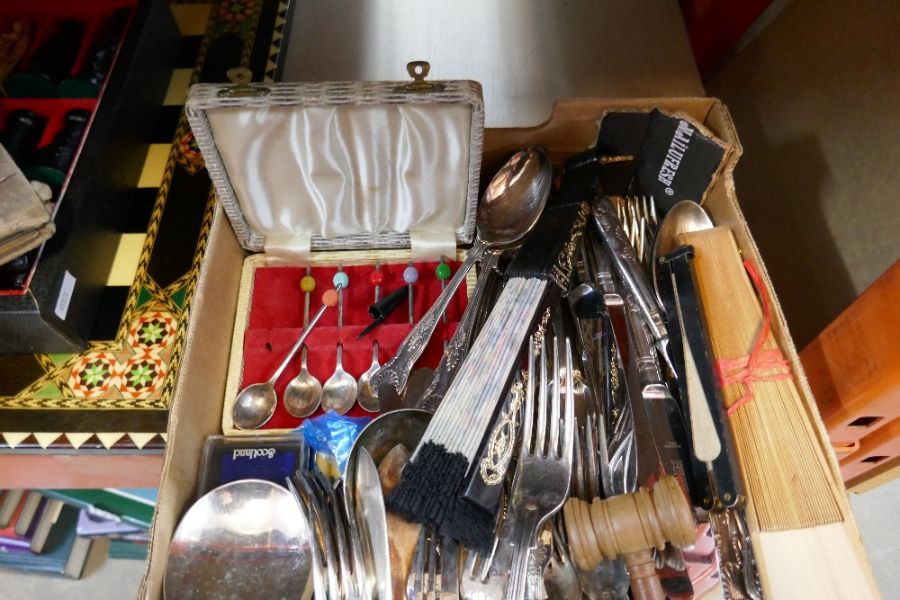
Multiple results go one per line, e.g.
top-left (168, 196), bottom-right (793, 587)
top-left (802, 260), bottom-right (900, 482)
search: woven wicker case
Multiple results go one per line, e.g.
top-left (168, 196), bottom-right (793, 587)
top-left (185, 67), bottom-right (484, 255)
top-left (183, 65), bottom-right (484, 435)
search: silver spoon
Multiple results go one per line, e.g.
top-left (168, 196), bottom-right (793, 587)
top-left (651, 199), bottom-right (713, 304)
top-left (284, 345), bottom-right (322, 417)
top-left (164, 479), bottom-right (313, 599)
top-left (284, 269), bottom-right (324, 418)
top-left (233, 289), bottom-right (339, 429)
top-left (357, 341), bottom-right (380, 412)
top-left (321, 342), bottom-right (358, 414)
top-left (372, 145), bottom-right (552, 397)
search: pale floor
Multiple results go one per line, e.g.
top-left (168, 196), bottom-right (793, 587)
top-left (0, 479), bottom-right (898, 599)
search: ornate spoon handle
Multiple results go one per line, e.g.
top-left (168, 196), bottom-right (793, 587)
top-left (416, 250), bottom-right (500, 411)
top-left (372, 239), bottom-right (488, 394)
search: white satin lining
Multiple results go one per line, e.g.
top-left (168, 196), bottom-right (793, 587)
top-left (206, 103), bottom-right (471, 250)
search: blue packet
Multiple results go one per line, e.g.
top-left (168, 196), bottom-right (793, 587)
top-left (300, 412), bottom-right (371, 475)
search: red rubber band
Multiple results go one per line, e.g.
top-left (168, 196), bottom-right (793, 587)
top-left (715, 260), bottom-right (793, 417)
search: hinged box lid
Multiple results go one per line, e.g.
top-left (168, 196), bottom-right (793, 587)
top-left (185, 65), bottom-right (484, 260)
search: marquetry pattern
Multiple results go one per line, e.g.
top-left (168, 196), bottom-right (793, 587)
top-left (263, 1), bottom-right (290, 83)
top-left (0, 0), bottom-right (275, 450)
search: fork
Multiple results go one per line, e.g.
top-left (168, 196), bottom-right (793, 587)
top-left (569, 415), bottom-right (631, 600)
top-left (408, 527), bottom-right (459, 599)
top-left (504, 336), bottom-right (576, 600)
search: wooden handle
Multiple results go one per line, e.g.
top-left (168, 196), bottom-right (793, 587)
top-left (386, 513), bottom-right (422, 599)
top-left (378, 444), bottom-right (421, 597)
top-left (562, 474), bottom-right (695, 570)
top-left (624, 549), bottom-right (666, 600)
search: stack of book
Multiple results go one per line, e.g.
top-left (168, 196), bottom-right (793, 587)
top-left (0, 487), bottom-right (156, 578)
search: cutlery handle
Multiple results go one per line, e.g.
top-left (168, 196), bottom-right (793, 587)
top-left (417, 249), bottom-right (500, 410)
top-left (269, 297), bottom-right (332, 384)
top-left (592, 199), bottom-right (668, 346)
top-left (623, 296), bottom-right (664, 388)
top-left (506, 519), bottom-right (539, 600)
top-left (373, 239), bottom-right (487, 394)
top-left (584, 228), bottom-right (618, 298)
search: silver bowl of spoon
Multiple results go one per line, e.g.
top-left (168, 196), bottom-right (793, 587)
top-left (321, 342), bottom-right (358, 415)
top-left (233, 288), bottom-right (339, 429)
top-left (357, 341), bottom-right (381, 412)
top-left (284, 345), bottom-right (322, 418)
top-left (343, 408), bottom-right (432, 506)
top-left (164, 479), bottom-right (313, 599)
top-left (651, 199), bottom-right (714, 302)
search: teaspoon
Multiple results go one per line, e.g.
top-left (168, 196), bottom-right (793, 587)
top-left (321, 342), bottom-right (358, 414)
top-left (357, 341), bottom-right (380, 412)
top-left (284, 345), bottom-right (322, 418)
top-left (284, 270), bottom-right (323, 418)
top-left (232, 288), bottom-right (339, 429)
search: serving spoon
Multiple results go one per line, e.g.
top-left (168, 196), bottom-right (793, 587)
top-left (164, 479), bottom-right (313, 599)
top-left (233, 288), bottom-right (340, 429)
top-left (372, 145), bottom-right (553, 398)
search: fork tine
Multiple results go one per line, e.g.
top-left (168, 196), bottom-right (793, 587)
top-left (411, 527), bottom-right (426, 599)
top-left (573, 424), bottom-right (584, 499)
top-left (638, 215), bottom-right (646, 265)
top-left (535, 339), bottom-right (548, 455)
top-left (563, 338), bottom-right (576, 465)
top-left (440, 536), bottom-right (459, 598)
top-left (522, 335), bottom-right (536, 456)
top-left (584, 414), bottom-right (599, 498)
top-left (549, 337), bottom-right (561, 457)
top-left (551, 518), bottom-right (572, 565)
top-left (427, 531), bottom-right (437, 599)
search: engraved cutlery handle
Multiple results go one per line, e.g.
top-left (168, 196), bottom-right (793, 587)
top-left (624, 297), bottom-right (664, 388)
top-left (505, 513), bottom-right (542, 600)
top-left (592, 200), bottom-right (668, 347)
top-left (372, 239), bottom-right (487, 394)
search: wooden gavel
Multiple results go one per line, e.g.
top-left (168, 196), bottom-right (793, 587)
top-left (563, 475), bottom-right (696, 600)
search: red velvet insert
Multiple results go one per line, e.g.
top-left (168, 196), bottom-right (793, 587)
top-left (241, 260), bottom-right (468, 429)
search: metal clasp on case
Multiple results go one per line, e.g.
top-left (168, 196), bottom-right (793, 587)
top-left (217, 68), bottom-right (270, 98)
top-left (397, 61), bottom-right (445, 93)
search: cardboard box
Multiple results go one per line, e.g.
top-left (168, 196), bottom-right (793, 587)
top-left (140, 98), bottom-right (879, 599)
